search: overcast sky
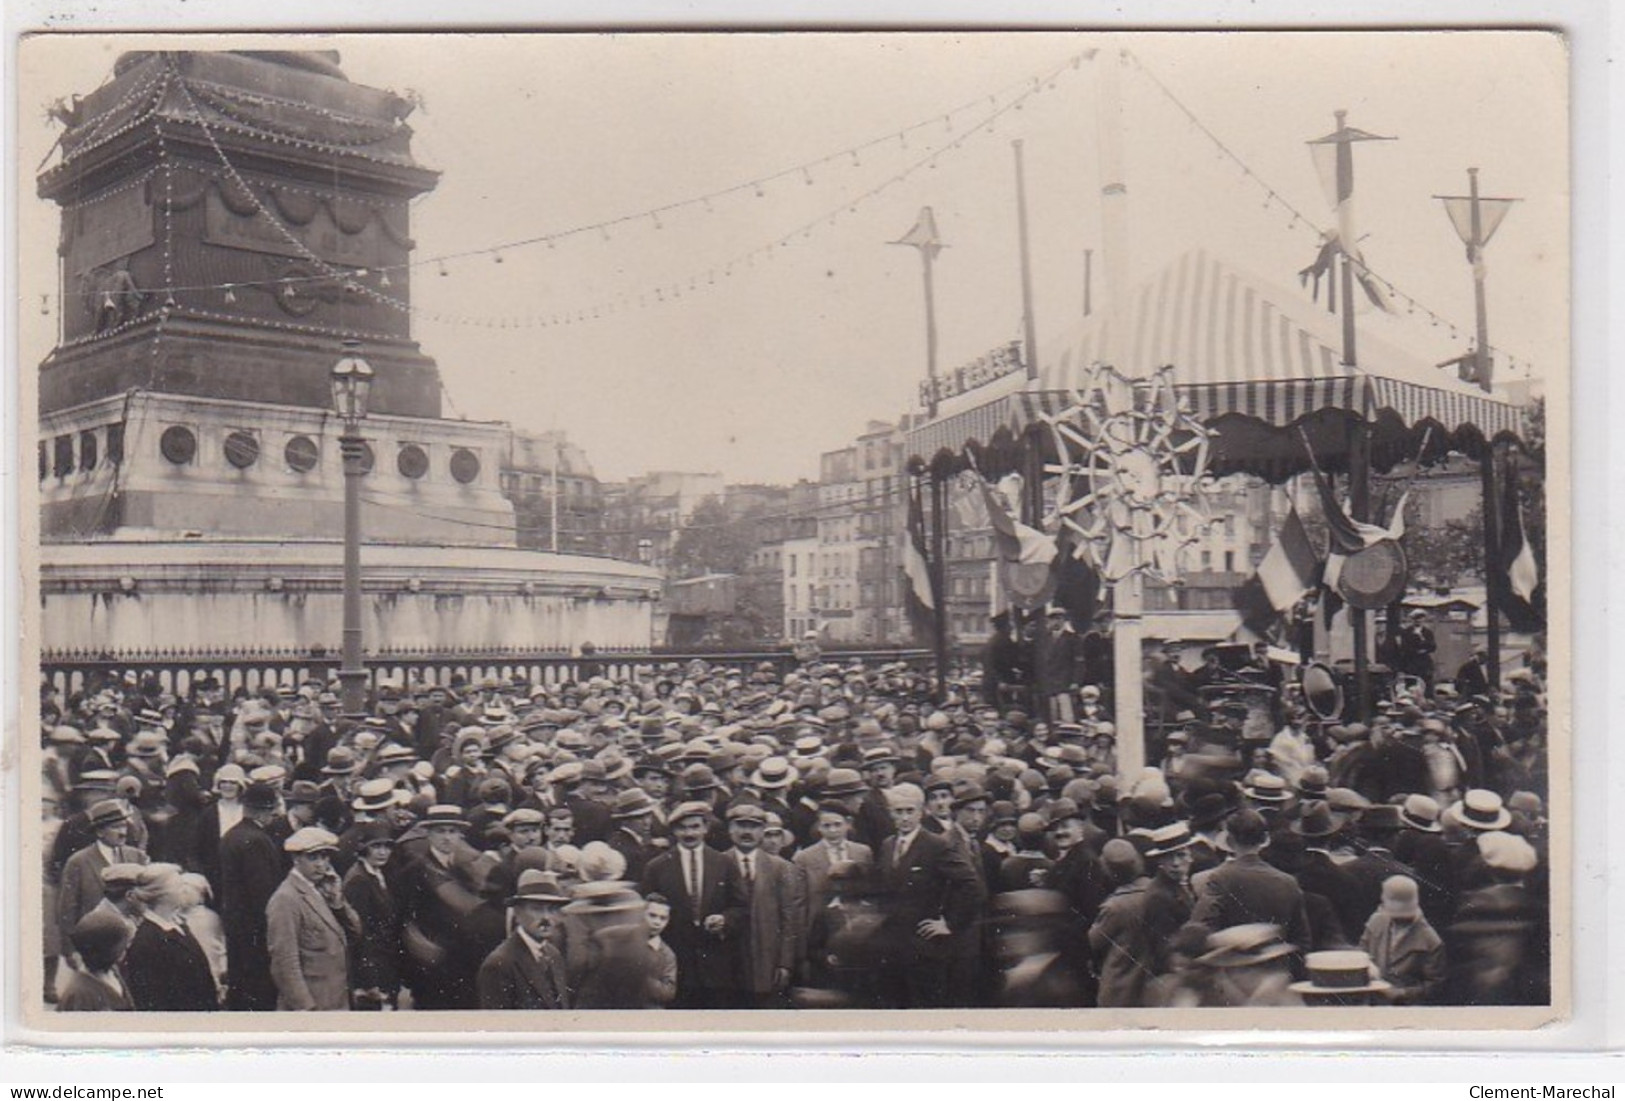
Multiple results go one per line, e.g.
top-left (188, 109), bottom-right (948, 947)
top-left (18, 31), bottom-right (1567, 484)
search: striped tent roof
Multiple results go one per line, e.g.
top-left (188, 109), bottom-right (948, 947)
top-left (905, 249), bottom-right (1526, 463)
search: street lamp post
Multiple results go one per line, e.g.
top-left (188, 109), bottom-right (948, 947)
top-left (331, 341), bottom-right (375, 718)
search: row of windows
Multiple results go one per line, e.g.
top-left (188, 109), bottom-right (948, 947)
top-left (949, 574), bottom-right (992, 599)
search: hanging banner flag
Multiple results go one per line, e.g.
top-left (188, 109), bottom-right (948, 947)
top-left (1441, 195), bottom-right (1517, 264)
top-left (977, 473), bottom-right (1059, 608)
top-left (1304, 113), bottom-right (1395, 314)
top-left (1498, 457), bottom-right (1543, 631)
top-left (952, 471), bottom-right (991, 530)
top-left (900, 484), bottom-right (938, 642)
top-left (892, 205), bottom-right (944, 259)
top-left (1308, 460), bottom-right (1409, 609)
top-left (1233, 506), bottom-right (1321, 636)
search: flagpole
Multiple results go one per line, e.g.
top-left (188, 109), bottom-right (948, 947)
top-left (1096, 48), bottom-right (1146, 774)
top-left (1333, 109), bottom-right (1371, 721)
top-left (893, 209), bottom-right (944, 418)
top-left (930, 471), bottom-right (952, 705)
top-left (1335, 112), bottom-right (1359, 370)
top-left (1469, 167), bottom-right (1493, 394)
top-left (1467, 167), bottom-right (1502, 689)
top-left (1481, 443), bottom-right (1502, 691)
top-left (1013, 139), bottom-right (1040, 381)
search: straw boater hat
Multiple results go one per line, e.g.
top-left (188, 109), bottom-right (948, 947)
top-left (1399, 794), bottom-right (1444, 833)
top-left (421, 805), bottom-right (471, 830)
top-left (1142, 821), bottom-right (1198, 859)
top-left (1288, 950), bottom-right (1392, 997)
top-left (1242, 773), bottom-right (1292, 804)
top-left (351, 778), bottom-right (398, 814)
top-left (1447, 789), bottom-right (1513, 831)
top-left (749, 756), bottom-right (799, 790)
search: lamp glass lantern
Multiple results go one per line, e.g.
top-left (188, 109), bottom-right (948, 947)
top-left (330, 343), bottom-right (375, 425)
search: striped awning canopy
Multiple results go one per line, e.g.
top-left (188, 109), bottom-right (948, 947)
top-left (905, 249), bottom-right (1528, 477)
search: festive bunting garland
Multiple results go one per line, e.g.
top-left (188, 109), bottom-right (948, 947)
top-left (1127, 53), bottom-right (1542, 381)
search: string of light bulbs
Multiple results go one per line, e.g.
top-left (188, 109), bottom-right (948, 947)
top-left (51, 46), bottom-right (1096, 311)
top-left (1126, 51), bottom-right (1542, 381)
top-left (356, 50), bottom-right (1086, 331)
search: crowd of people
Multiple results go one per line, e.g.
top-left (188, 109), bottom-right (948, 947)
top-left (41, 617), bottom-right (1551, 1014)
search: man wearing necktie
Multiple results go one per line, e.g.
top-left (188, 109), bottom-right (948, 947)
top-left (793, 804), bottom-right (875, 935)
top-left (875, 783), bottom-right (982, 1008)
top-left (639, 800), bottom-right (745, 1008)
top-left (723, 801), bottom-right (807, 1008)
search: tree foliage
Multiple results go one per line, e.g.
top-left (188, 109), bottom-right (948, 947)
top-left (669, 496), bottom-right (758, 578)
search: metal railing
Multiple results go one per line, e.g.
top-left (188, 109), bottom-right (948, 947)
top-left (39, 646), bottom-right (934, 700)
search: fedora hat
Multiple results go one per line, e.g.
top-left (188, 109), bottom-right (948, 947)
top-left (86, 799), bottom-right (130, 830)
top-left (321, 746), bottom-right (359, 775)
top-left (859, 745), bottom-right (899, 769)
top-left (242, 781), bottom-right (281, 812)
top-left (610, 789), bottom-right (659, 820)
top-left (822, 768), bottom-right (868, 798)
top-left (1292, 802), bottom-right (1345, 840)
top-left (508, 869), bottom-right (570, 907)
top-left (680, 763), bottom-right (721, 792)
top-left (950, 780), bottom-right (990, 809)
top-left (285, 780), bottom-right (321, 806)
top-left (1183, 791), bottom-right (1233, 832)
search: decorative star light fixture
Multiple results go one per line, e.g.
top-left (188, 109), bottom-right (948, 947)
top-left (1040, 363), bottom-right (1215, 583)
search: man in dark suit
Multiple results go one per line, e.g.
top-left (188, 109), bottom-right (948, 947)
top-left (217, 781), bottom-right (284, 1011)
top-left (56, 800), bottom-right (149, 962)
top-left (606, 789), bottom-right (660, 883)
top-left (1396, 609), bottom-right (1440, 686)
top-left (873, 783), bottom-right (982, 1009)
top-left (1033, 606), bottom-right (1085, 723)
top-left (639, 800), bottom-right (746, 1008)
top-left (1191, 808), bottom-right (1313, 957)
top-left (721, 802), bottom-right (807, 1008)
top-left (477, 870), bottom-right (571, 1010)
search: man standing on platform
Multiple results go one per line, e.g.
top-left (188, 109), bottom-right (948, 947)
top-left (1033, 606), bottom-right (1085, 724)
